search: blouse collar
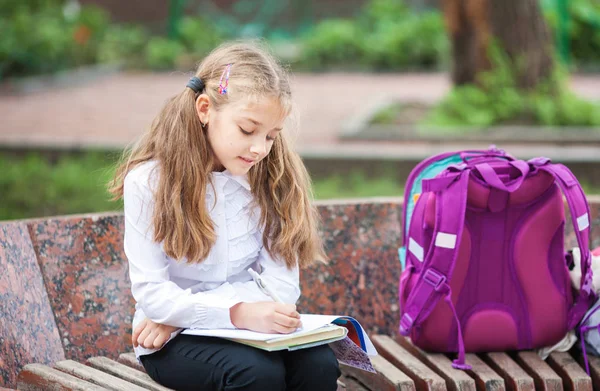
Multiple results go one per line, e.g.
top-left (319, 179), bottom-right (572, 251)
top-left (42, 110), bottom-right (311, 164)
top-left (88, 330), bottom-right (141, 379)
top-left (212, 170), bottom-right (251, 191)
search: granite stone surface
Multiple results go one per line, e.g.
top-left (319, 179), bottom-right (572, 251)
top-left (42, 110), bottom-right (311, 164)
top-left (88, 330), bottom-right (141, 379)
top-left (28, 215), bottom-right (134, 362)
top-left (0, 222), bottom-right (64, 388)
top-left (299, 201), bottom-right (403, 336)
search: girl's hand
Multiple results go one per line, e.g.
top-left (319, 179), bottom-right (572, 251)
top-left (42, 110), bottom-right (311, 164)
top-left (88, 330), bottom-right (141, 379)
top-left (132, 318), bottom-right (179, 349)
top-left (230, 302), bottom-right (302, 334)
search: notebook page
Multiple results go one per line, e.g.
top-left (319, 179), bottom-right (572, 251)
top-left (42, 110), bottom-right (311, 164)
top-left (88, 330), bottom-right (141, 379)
top-left (182, 314), bottom-right (343, 341)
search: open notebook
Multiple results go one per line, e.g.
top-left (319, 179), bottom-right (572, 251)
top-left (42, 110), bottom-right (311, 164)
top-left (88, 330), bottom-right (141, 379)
top-left (226, 323), bottom-right (348, 351)
top-left (182, 314), bottom-right (378, 372)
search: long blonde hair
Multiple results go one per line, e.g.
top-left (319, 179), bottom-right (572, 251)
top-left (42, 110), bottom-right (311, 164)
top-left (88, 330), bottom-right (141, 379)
top-left (109, 41), bottom-right (326, 269)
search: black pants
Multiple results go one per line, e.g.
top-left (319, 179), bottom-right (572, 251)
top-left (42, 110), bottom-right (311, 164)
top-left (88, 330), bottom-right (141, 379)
top-left (141, 334), bottom-right (341, 391)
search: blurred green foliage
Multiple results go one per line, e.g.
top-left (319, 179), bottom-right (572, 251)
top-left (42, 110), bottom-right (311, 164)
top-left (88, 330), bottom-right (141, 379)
top-left (299, 0), bottom-right (448, 71)
top-left (99, 16), bottom-right (225, 71)
top-left (2, 0), bottom-right (600, 77)
top-left (2, 151), bottom-right (600, 221)
top-left (0, 152), bottom-right (405, 221)
top-left (144, 37), bottom-right (186, 71)
top-left (313, 171), bottom-right (404, 200)
top-left (299, 0), bottom-right (600, 71)
top-left (371, 104), bottom-right (402, 124)
top-left (543, 0), bottom-right (600, 67)
top-left (0, 2), bottom-right (226, 78)
top-left (0, 1), bottom-right (111, 78)
top-left (97, 25), bottom-right (149, 68)
top-left (0, 152), bottom-right (121, 220)
top-left (178, 16), bottom-right (224, 57)
top-left (364, 12), bottom-right (448, 70)
top-left (300, 20), bottom-right (367, 70)
top-left (424, 47), bottom-right (600, 128)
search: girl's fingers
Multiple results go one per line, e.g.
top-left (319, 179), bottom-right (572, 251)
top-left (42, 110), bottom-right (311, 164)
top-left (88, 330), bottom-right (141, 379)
top-left (132, 318), bottom-right (148, 347)
top-left (274, 306), bottom-right (300, 319)
top-left (136, 326), bottom-right (153, 348)
top-left (154, 331), bottom-right (170, 348)
top-left (143, 329), bottom-right (160, 349)
top-left (272, 323), bottom-right (298, 334)
top-left (274, 312), bottom-right (302, 329)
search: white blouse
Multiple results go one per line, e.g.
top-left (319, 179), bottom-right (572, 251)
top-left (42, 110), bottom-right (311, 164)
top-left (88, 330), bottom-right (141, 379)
top-left (124, 161), bottom-right (301, 358)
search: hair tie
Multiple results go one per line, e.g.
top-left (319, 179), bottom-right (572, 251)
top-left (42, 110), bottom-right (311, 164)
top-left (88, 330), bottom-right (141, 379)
top-left (186, 76), bottom-right (205, 93)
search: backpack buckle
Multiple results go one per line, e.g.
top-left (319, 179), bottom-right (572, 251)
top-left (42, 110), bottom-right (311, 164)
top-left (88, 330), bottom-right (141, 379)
top-left (399, 314), bottom-right (414, 336)
top-left (423, 269), bottom-right (446, 292)
top-left (400, 269), bottom-right (449, 336)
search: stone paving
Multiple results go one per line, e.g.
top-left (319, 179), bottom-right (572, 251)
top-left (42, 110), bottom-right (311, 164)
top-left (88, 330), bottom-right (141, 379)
top-left (1, 72), bottom-right (600, 161)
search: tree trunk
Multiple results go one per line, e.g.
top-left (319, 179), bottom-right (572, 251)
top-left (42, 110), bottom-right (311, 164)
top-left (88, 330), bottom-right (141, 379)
top-left (442, 0), bottom-right (555, 90)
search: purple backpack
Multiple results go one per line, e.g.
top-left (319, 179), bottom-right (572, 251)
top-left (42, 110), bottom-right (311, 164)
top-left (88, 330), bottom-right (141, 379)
top-left (398, 147), bottom-right (596, 369)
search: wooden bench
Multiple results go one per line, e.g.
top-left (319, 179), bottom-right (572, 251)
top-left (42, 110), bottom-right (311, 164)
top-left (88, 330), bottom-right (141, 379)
top-left (3, 197), bottom-right (600, 390)
top-left (15, 344), bottom-right (599, 390)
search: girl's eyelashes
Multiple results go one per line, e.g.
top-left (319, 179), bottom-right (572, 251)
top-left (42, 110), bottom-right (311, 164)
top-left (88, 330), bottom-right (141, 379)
top-left (239, 126), bottom-right (277, 141)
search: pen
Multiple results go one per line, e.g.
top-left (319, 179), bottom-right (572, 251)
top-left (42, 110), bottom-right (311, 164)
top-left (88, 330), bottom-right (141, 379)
top-left (248, 267), bottom-right (285, 303)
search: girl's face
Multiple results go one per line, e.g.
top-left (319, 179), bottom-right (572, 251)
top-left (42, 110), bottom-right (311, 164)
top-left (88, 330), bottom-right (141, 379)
top-left (206, 96), bottom-right (287, 176)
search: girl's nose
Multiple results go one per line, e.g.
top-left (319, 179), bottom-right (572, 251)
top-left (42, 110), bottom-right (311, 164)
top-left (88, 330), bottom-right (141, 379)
top-left (249, 139), bottom-right (266, 156)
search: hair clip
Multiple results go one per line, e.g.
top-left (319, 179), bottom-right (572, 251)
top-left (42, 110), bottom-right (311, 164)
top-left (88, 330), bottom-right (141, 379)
top-left (218, 64), bottom-right (232, 95)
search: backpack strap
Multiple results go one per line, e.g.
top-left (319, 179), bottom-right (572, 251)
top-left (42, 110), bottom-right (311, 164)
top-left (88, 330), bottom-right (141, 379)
top-left (535, 160), bottom-right (597, 328)
top-left (399, 168), bottom-right (471, 369)
top-left (578, 301), bottom-right (600, 375)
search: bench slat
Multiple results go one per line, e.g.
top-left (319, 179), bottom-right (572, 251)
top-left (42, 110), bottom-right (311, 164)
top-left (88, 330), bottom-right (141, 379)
top-left (340, 355), bottom-right (417, 391)
top-left (547, 352), bottom-right (592, 391)
top-left (339, 375), bottom-right (370, 391)
top-left (577, 353), bottom-right (600, 390)
top-left (372, 355), bottom-right (418, 391)
top-left (17, 363), bottom-right (107, 391)
top-left (87, 357), bottom-right (173, 391)
top-left (396, 337), bottom-right (476, 391)
top-left (372, 335), bottom-right (446, 391)
top-left (483, 353), bottom-right (534, 391)
top-left (514, 352), bottom-right (563, 391)
top-left (54, 360), bottom-right (147, 391)
top-left (116, 352), bottom-right (144, 372)
top-left (464, 354), bottom-right (505, 391)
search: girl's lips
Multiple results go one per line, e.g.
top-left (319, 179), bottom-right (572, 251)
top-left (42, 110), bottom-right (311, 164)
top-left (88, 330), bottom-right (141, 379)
top-left (239, 157), bottom-right (255, 165)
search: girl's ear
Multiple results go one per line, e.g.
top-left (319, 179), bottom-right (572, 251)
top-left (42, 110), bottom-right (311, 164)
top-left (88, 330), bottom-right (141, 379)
top-left (195, 94), bottom-right (210, 125)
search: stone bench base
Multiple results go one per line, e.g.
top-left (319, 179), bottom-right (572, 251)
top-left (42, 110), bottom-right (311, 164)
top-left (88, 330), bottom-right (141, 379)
top-left (16, 335), bottom-right (600, 391)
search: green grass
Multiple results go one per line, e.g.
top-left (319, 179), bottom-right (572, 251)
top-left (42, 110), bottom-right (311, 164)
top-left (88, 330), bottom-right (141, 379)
top-left (370, 48), bottom-right (600, 129)
top-left (1, 151), bottom-right (598, 221)
top-left (0, 152), bottom-right (405, 221)
top-left (0, 151), bottom-right (122, 221)
top-left (370, 103), bottom-right (403, 125)
top-left (312, 172), bottom-right (403, 200)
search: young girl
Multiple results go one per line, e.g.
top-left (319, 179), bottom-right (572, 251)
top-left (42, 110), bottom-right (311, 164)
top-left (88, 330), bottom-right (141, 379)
top-left (109, 41), bottom-right (341, 390)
